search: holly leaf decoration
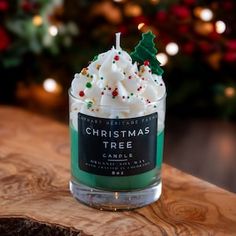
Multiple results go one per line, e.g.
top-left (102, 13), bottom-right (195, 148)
top-left (130, 31), bottom-right (164, 75)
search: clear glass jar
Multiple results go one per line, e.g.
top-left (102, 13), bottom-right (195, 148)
top-left (69, 90), bottom-right (166, 210)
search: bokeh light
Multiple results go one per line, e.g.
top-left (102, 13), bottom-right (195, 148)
top-left (43, 78), bottom-right (62, 94)
top-left (138, 22), bottom-right (145, 30)
top-left (49, 26), bottom-right (58, 36)
top-left (199, 8), bottom-right (213, 22)
top-left (224, 87), bottom-right (235, 98)
top-left (156, 53), bottom-right (168, 66)
top-left (32, 15), bottom-right (43, 26)
top-left (125, 3), bottom-right (142, 17)
top-left (215, 21), bottom-right (226, 34)
top-left (166, 42), bottom-right (179, 56)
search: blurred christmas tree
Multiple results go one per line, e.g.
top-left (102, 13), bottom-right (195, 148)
top-left (0, 0), bottom-right (78, 103)
top-left (0, 0), bottom-right (236, 119)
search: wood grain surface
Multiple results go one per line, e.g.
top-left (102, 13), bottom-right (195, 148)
top-left (0, 106), bottom-right (236, 236)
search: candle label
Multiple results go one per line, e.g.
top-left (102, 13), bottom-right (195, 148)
top-left (77, 112), bottom-right (157, 176)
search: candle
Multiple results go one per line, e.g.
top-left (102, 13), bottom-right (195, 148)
top-left (69, 32), bottom-right (166, 210)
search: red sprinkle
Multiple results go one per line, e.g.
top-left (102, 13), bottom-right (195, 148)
top-left (137, 86), bottom-right (142, 91)
top-left (108, 87), bottom-right (111, 90)
top-left (79, 91), bottom-right (85, 97)
top-left (128, 76), bottom-right (132, 79)
top-left (112, 90), bottom-right (118, 97)
top-left (101, 92), bottom-right (104, 95)
top-left (144, 60), bottom-right (150, 66)
top-left (114, 55), bottom-right (119, 61)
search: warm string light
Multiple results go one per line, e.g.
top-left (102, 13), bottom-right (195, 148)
top-left (32, 15), bottom-right (43, 26)
top-left (138, 22), bottom-right (145, 30)
top-left (224, 87), bottom-right (235, 98)
top-left (193, 7), bottom-right (202, 18)
top-left (195, 22), bottom-right (214, 35)
top-left (48, 25), bottom-right (58, 36)
top-left (166, 42), bottom-right (179, 56)
top-left (215, 21), bottom-right (226, 34)
top-left (150, 0), bottom-right (160, 5)
top-left (199, 8), bottom-right (213, 22)
top-left (125, 3), bottom-right (142, 17)
top-left (43, 78), bottom-right (62, 94)
top-left (156, 53), bottom-right (168, 66)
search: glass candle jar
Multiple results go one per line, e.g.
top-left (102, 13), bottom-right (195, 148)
top-left (69, 90), bottom-right (166, 210)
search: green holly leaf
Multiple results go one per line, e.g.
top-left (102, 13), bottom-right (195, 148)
top-left (130, 31), bottom-right (164, 75)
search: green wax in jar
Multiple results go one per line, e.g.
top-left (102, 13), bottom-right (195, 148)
top-left (70, 127), bottom-right (164, 191)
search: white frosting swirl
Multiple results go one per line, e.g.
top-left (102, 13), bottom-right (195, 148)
top-left (70, 46), bottom-right (166, 132)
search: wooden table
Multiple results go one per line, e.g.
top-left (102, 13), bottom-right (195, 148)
top-left (0, 106), bottom-right (236, 236)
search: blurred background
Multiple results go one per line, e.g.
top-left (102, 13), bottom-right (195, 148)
top-left (0, 0), bottom-right (236, 191)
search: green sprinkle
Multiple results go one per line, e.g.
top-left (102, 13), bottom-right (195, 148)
top-left (87, 101), bottom-right (93, 109)
top-left (130, 93), bottom-right (134, 96)
top-left (87, 74), bottom-right (89, 77)
top-left (90, 75), bottom-right (93, 78)
top-left (101, 77), bottom-right (104, 80)
top-left (154, 105), bottom-right (157, 108)
top-left (118, 51), bottom-right (121, 55)
top-left (127, 96), bottom-right (130, 99)
top-left (86, 82), bottom-right (92, 88)
top-left (112, 61), bottom-right (115, 64)
top-left (93, 55), bottom-right (98, 61)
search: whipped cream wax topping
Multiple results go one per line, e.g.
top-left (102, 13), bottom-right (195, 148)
top-left (70, 34), bottom-right (166, 131)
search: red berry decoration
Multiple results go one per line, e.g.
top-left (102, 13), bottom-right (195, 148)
top-left (0, 0), bottom-right (9, 11)
top-left (79, 91), bottom-right (85, 97)
top-left (171, 5), bottom-right (190, 20)
top-left (178, 25), bottom-right (189, 34)
top-left (144, 60), bottom-right (150, 66)
top-left (0, 27), bottom-right (10, 51)
top-left (155, 11), bottom-right (167, 22)
top-left (182, 42), bottom-right (195, 54)
top-left (183, 0), bottom-right (196, 5)
top-left (114, 55), bottom-right (119, 61)
top-left (224, 52), bottom-right (236, 62)
top-left (226, 40), bottom-right (236, 50)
